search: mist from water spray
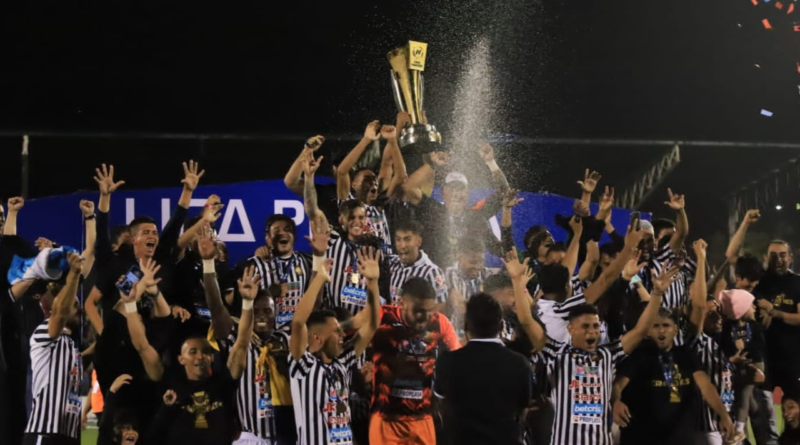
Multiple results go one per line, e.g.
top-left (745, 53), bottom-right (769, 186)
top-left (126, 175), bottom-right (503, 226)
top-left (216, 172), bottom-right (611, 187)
top-left (447, 37), bottom-right (498, 180)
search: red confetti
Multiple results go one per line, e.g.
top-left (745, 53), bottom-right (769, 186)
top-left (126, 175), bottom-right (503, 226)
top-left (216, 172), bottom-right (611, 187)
top-left (763, 18), bottom-right (773, 29)
top-left (777, 1), bottom-right (784, 9)
top-left (751, 0), bottom-right (758, 5)
top-left (795, 25), bottom-right (800, 31)
top-left (789, 3), bottom-right (795, 14)
top-left (796, 62), bottom-right (800, 74)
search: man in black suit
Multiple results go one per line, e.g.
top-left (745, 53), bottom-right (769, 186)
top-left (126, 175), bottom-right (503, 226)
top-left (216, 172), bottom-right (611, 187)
top-left (433, 293), bottom-right (533, 445)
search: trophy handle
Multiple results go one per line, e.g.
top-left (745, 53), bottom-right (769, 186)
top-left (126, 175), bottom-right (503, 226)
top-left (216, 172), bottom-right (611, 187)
top-left (418, 73), bottom-right (426, 124)
top-left (390, 70), bottom-right (407, 114)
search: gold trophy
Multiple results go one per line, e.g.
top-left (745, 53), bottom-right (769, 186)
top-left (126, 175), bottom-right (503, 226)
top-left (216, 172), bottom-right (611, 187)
top-left (187, 391), bottom-right (211, 428)
top-left (388, 41), bottom-right (442, 153)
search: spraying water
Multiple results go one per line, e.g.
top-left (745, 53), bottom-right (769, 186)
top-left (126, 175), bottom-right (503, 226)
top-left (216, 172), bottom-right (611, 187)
top-left (448, 37), bottom-right (498, 180)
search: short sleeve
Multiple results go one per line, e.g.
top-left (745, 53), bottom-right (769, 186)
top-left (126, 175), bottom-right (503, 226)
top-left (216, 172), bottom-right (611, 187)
top-left (554, 292), bottom-right (587, 320)
top-left (289, 351), bottom-right (317, 380)
top-left (601, 339), bottom-right (626, 366)
top-left (541, 338), bottom-right (565, 365)
top-left (30, 324), bottom-right (55, 347)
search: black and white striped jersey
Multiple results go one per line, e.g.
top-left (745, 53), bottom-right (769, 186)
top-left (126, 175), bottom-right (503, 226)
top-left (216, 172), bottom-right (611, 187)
top-left (26, 320), bottom-right (82, 439)
top-left (249, 252), bottom-right (313, 328)
top-left (219, 327), bottom-right (292, 442)
top-left (635, 246), bottom-right (698, 310)
top-left (689, 332), bottom-right (734, 432)
top-left (324, 233), bottom-right (371, 316)
top-left (289, 345), bottom-right (364, 445)
top-left (388, 251), bottom-right (448, 305)
top-left (338, 195), bottom-right (392, 247)
top-left (541, 338), bottom-right (626, 445)
top-left (535, 276), bottom-right (589, 344)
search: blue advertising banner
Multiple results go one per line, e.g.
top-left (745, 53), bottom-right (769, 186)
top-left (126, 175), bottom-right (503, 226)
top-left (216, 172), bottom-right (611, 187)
top-left (15, 178), bottom-right (646, 267)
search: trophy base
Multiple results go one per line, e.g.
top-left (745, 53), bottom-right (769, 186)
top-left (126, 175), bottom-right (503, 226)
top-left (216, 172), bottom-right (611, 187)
top-left (398, 124), bottom-right (444, 155)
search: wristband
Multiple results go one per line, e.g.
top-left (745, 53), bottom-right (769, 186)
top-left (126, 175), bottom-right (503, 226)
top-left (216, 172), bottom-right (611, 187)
top-left (313, 255), bottom-right (324, 272)
top-left (629, 275), bottom-right (642, 285)
top-left (486, 160), bottom-right (500, 173)
top-left (124, 302), bottom-right (137, 314)
top-left (84, 214), bottom-right (96, 221)
top-left (202, 259), bottom-right (215, 274)
top-left (242, 299), bottom-right (254, 310)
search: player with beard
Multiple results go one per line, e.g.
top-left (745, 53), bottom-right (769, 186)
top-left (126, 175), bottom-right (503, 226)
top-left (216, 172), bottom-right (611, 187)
top-left (87, 161), bottom-right (205, 429)
top-left (199, 227), bottom-right (300, 445)
top-left (142, 265), bottom-right (261, 445)
top-left (304, 153), bottom-right (384, 316)
top-left (24, 253), bottom-right (83, 445)
top-left (290, 247), bottom-right (381, 445)
top-left (754, 240), bottom-right (800, 400)
top-left (368, 276), bottom-right (461, 445)
top-left (387, 219), bottom-right (447, 307)
top-left (612, 305), bottom-right (734, 445)
top-left (504, 224), bottom-right (677, 445)
top-left (241, 213), bottom-right (319, 329)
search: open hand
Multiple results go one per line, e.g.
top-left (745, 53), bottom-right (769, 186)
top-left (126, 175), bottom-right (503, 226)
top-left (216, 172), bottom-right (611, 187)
top-left (181, 160), bottom-right (206, 191)
top-left (622, 252), bottom-right (646, 281)
top-left (577, 169), bottom-right (601, 194)
top-left (304, 219), bottom-right (330, 257)
top-left (137, 257), bottom-right (162, 295)
top-left (197, 224), bottom-right (218, 260)
top-left (356, 246), bottom-right (381, 281)
top-left (501, 247), bottom-right (534, 286)
top-left (238, 264), bottom-right (262, 301)
top-left (303, 150), bottom-right (324, 177)
top-left (502, 189), bottom-right (525, 209)
top-left (651, 261), bottom-right (681, 294)
top-left (93, 164), bottom-right (125, 196)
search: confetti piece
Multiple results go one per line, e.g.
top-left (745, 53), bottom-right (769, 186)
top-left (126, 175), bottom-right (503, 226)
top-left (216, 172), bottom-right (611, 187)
top-left (763, 18), bottom-right (773, 28)
top-left (753, 0), bottom-right (759, 4)
top-left (789, 3), bottom-right (795, 13)
top-left (761, 109), bottom-right (774, 116)
top-left (794, 24), bottom-right (800, 31)
top-left (797, 62), bottom-right (800, 73)
top-left (777, 1), bottom-right (785, 9)
top-left (755, 63), bottom-right (762, 68)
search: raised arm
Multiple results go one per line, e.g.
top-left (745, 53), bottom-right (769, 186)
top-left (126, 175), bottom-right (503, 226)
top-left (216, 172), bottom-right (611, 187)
top-left (500, 190), bottom-right (523, 255)
top-left (303, 150), bottom-right (329, 228)
top-left (228, 265), bottom-right (260, 379)
top-left (688, 240), bottom-right (709, 336)
top-left (177, 195), bottom-right (223, 252)
top-left (197, 226), bottom-right (233, 340)
top-left (2, 197), bottom-right (24, 236)
top-left (583, 225), bottom-right (645, 304)
top-left (80, 200), bottom-right (97, 277)
top-left (576, 169), bottom-right (601, 206)
top-left (377, 126), bottom-right (397, 194)
top-left (620, 262), bottom-right (680, 354)
top-left (595, 186), bottom-right (614, 223)
top-left (664, 188), bottom-right (688, 253)
top-left (564, 216), bottom-right (584, 274)
top-left (338, 121), bottom-right (381, 200)
top-left (48, 253), bottom-right (82, 339)
top-left (402, 152), bottom-right (448, 203)
top-left (578, 241), bottom-right (600, 282)
top-left (93, 164), bottom-right (125, 264)
top-left (478, 142), bottom-right (509, 192)
top-left (120, 283), bottom-right (164, 382)
top-left (136, 257), bottom-right (171, 319)
top-left (352, 247), bottom-right (382, 356)
top-left (290, 259), bottom-right (333, 360)
top-left (284, 136), bottom-right (324, 195)
top-left (725, 210), bottom-right (760, 263)
top-left (502, 247), bottom-right (547, 352)
top-left (387, 113), bottom-right (410, 197)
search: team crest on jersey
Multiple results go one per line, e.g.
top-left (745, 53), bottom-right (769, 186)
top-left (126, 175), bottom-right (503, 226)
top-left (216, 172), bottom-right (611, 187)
top-left (574, 365), bottom-right (599, 377)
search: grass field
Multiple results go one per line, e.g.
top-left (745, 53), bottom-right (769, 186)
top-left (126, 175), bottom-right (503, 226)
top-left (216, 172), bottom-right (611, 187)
top-left (78, 407), bottom-right (787, 444)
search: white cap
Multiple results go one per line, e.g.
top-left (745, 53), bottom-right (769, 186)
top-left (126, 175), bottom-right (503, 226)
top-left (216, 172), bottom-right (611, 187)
top-left (445, 172), bottom-right (468, 187)
top-left (639, 220), bottom-right (655, 235)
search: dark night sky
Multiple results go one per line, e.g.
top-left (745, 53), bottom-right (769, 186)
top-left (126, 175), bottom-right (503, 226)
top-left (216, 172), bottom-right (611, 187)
top-left (2, 0), bottom-right (800, 251)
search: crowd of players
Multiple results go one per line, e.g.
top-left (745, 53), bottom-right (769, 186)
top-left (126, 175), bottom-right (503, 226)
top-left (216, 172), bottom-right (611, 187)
top-left (1, 112), bottom-right (800, 445)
